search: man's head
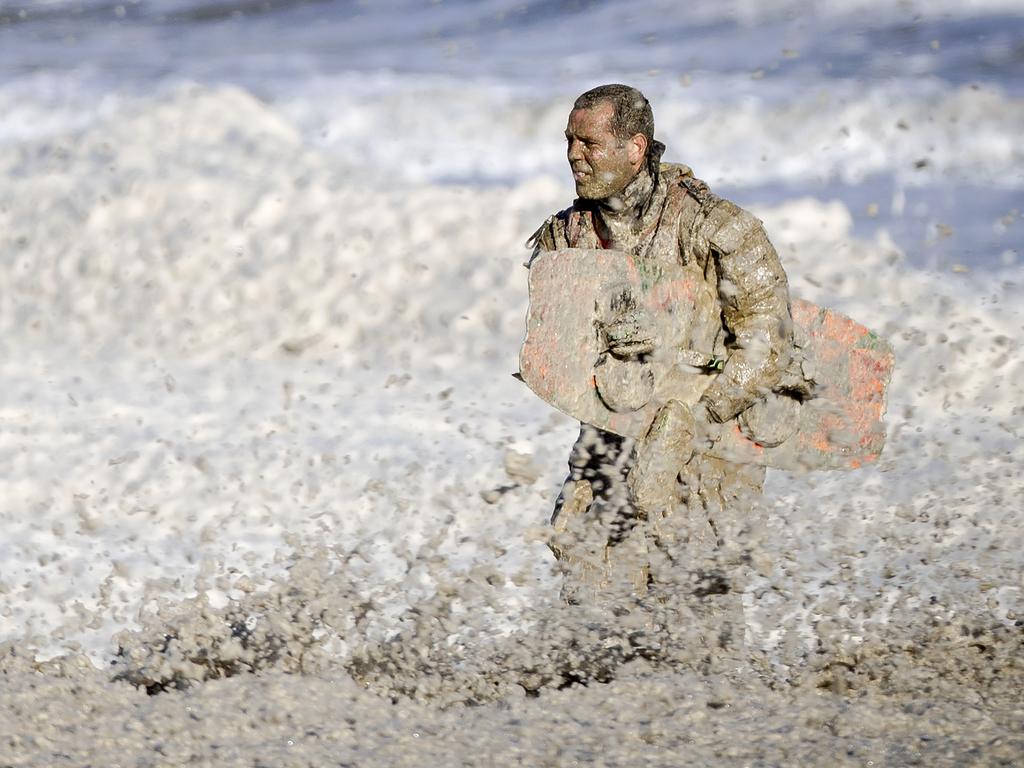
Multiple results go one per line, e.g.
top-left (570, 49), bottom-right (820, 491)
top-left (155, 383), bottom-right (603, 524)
top-left (565, 84), bottom-right (656, 201)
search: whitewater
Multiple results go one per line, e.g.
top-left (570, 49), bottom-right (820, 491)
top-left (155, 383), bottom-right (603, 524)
top-left (0, 0), bottom-right (1022, 764)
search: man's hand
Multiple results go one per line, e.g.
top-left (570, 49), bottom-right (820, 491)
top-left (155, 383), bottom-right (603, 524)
top-left (601, 307), bottom-right (656, 358)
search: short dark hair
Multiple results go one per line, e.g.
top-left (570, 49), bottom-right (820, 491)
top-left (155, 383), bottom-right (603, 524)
top-left (573, 84), bottom-right (655, 153)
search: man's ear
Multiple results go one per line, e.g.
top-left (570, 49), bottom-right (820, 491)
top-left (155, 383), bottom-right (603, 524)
top-left (628, 133), bottom-right (648, 167)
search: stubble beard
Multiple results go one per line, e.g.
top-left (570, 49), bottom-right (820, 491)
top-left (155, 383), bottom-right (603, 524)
top-left (573, 167), bottom-right (632, 202)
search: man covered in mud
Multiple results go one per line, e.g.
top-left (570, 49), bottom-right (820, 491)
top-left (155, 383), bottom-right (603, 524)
top-left (527, 85), bottom-right (799, 640)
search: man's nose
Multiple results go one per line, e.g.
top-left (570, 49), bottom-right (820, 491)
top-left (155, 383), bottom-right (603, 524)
top-left (567, 140), bottom-right (584, 162)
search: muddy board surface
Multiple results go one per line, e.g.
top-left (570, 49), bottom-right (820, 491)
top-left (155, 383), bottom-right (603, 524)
top-left (521, 248), bottom-right (894, 470)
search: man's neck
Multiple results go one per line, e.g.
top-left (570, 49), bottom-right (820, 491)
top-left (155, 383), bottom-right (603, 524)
top-left (599, 167), bottom-right (655, 216)
top-left (591, 166), bottom-right (657, 248)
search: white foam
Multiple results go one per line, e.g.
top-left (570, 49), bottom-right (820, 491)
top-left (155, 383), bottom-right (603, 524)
top-left (271, 76), bottom-right (1024, 189)
top-left (0, 83), bottom-right (1020, 662)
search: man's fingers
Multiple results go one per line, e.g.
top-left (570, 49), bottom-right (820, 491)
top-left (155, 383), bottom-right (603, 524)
top-left (603, 313), bottom-right (656, 356)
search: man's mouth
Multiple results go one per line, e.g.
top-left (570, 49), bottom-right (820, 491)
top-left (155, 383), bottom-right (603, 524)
top-left (572, 168), bottom-right (590, 181)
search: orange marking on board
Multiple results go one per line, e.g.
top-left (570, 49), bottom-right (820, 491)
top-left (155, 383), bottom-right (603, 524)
top-left (648, 277), bottom-right (697, 310)
top-left (730, 422), bottom-right (764, 454)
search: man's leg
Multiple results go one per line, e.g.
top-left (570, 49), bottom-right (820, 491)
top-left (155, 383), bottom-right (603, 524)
top-left (647, 455), bottom-right (766, 663)
top-left (549, 425), bottom-right (646, 603)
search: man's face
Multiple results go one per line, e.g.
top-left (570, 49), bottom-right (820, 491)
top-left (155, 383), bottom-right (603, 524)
top-left (565, 102), bottom-right (640, 201)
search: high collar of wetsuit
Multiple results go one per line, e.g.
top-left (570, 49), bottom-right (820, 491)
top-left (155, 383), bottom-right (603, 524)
top-left (595, 165), bottom-right (658, 224)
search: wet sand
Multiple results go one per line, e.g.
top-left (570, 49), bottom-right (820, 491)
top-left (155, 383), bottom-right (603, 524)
top-left (3, 550), bottom-right (1022, 766)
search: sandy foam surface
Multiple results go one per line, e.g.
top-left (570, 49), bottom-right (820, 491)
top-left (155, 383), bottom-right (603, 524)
top-left (1, 85), bottom-right (1022, 764)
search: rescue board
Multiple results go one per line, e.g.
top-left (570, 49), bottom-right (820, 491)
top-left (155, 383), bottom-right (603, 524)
top-left (519, 248), bottom-right (894, 471)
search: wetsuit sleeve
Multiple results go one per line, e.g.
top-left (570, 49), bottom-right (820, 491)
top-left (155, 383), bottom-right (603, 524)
top-left (525, 209), bottom-right (572, 265)
top-left (696, 200), bottom-right (794, 423)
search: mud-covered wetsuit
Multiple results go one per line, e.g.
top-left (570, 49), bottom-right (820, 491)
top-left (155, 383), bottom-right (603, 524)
top-left (529, 162), bottom-right (795, 612)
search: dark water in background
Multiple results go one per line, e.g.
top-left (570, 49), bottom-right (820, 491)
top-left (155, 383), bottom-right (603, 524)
top-left (2, 0), bottom-right (1023, 90)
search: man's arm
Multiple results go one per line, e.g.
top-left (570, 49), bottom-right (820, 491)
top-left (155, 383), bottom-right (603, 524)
top-left (525, 210), bottom-right (571, 264)
top-left (696, 200), bottom-right (794, 423)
